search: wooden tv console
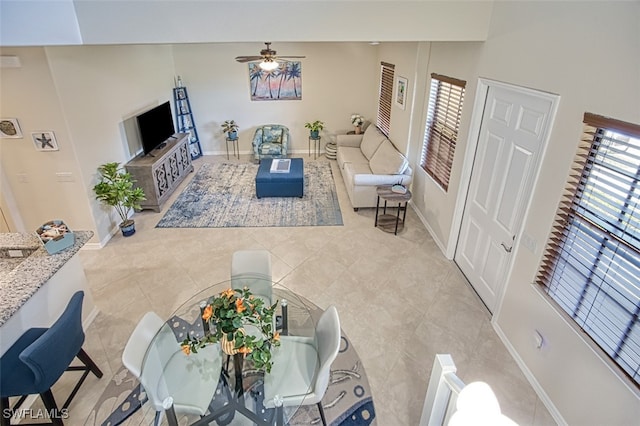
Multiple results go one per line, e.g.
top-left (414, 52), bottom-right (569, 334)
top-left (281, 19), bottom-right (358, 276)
top-left (125, 133), bottom-right (194, 212)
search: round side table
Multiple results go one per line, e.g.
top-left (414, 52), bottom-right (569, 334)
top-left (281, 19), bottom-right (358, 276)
top-left (225, 137), bottom-right (239, 160)
top-left (308, 136), bottom-right (321, 159)
top-left (374, 185), bottom-right (412, 235)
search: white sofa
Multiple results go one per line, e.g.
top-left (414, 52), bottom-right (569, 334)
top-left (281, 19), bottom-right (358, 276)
top-left (336, 125), bottom-right (412, 210)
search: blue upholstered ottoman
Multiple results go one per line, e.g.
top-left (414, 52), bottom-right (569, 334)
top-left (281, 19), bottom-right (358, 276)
top-left (256, 158), bottom-right (304, 198)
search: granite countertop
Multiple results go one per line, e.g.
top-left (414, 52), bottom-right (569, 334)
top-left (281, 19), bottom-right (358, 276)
top-left (0, 230), bottom-right (93, 326)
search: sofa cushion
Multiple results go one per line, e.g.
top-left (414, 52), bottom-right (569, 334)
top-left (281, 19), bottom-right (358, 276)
top-left (369, 140), bottom-right (409, 175)
top-left (360, 126), bottom-right (387, 160)
top-left (337, 146), bottom-right (368, 170)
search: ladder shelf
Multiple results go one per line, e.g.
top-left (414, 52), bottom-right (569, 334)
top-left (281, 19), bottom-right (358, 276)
top-left (173, 85), bottom-right (203, 160)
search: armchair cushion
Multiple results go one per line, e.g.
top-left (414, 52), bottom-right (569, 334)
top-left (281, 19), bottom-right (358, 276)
top-left (262, 126), bottom-right (284, 143)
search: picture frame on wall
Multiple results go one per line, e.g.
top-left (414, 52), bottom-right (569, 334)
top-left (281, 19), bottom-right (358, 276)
top-left (248, 61), bottom-right (302, 101)
top-left (395, 76), bottom-right (408, 110)
top-left (0, 118), bottom-right (23, 138)
top-left (31, 131), bottom-right (59, 151)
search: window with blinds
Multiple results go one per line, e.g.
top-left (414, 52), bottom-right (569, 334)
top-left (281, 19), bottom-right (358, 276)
top-left (377, 62), bottom-right (394, 137)
top-left (420, 73), bottom-right (466, 191)
top-left (536, 113), bottom-right (640, 387)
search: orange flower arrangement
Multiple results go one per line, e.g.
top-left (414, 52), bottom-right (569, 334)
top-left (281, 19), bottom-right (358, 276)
top-left (180, 287), bottom-right (280, 373)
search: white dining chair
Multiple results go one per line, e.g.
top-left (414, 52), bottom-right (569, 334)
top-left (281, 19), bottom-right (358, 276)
top-left (263, 305), bottom-right (341, 426)
top-left (122, 312), bottom-right (222, 425)
top-left (231, 249), bottom-right (273, 304)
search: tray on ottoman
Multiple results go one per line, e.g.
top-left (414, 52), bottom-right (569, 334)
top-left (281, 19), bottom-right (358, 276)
top-left (256, 158), bottom-right (304, 198)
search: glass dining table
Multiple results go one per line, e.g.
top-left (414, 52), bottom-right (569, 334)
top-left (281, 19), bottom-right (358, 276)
top-left (118, 279), bottom-right (318, 426)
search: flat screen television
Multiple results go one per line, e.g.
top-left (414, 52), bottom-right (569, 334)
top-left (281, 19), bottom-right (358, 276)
top-left (136, 101), bottom-right (175, 155)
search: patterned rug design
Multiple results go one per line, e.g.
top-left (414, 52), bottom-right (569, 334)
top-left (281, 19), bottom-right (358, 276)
top-left (156, 161), bottom-right (343, 228)
top-left (85, 303), bottom-right (375, 426)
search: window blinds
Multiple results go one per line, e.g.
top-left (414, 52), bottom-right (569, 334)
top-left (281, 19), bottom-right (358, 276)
top-left (536, 113), bottom-right (640, 386)
top-left (420, 73), bottom-right (466, 191)
top-left (377, 62), bottom-right (394, 137)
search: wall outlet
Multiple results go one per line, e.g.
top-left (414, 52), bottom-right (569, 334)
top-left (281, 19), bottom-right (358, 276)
top-left (55, 172), bottom-right (74, 182)
top-left (522, 233), bottom-right (537, 253)
top-left (17, 173), bottom-right (28, 183)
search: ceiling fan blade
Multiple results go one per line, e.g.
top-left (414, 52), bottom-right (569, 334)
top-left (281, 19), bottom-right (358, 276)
top-left (277, 56), bottom-right (306, 59)
top-left (235, 56), bottom-right (262, 63)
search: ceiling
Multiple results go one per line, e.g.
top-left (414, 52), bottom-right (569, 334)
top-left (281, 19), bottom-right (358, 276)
top-left (0, 0), bottom-right (494, 47)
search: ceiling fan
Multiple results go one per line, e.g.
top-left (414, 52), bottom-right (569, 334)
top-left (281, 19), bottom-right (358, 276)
top-left (235, 42), bottom-right (305, 71)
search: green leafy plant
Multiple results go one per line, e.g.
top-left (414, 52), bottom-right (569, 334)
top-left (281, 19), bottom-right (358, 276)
top-left (304, 120), bottom-right (325, 132)
top-left (93, 162), bottom-right (146, 227)
top-left (181, 287), bottom-right (281, 373)
top-left (221, 120), bottom-right (239, 133)
top-left (351, 114), bottom-right (364, 127)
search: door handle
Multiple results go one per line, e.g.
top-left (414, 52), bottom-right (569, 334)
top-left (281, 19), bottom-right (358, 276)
top-left (501, 242), bottom-right (513, 253)
top-left (501, 235), bottom-right (516, 253)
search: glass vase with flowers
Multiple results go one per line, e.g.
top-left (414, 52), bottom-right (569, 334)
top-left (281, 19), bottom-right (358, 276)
top-left (180, 287), bottom-right (280, 373)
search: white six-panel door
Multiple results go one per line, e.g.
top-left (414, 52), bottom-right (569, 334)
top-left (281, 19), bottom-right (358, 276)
top-left (455, 84), bottom-right (555, 313)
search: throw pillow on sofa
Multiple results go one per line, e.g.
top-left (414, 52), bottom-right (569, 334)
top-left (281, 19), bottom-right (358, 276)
top-left (369, 140), bottom-right (409, 175)
top-left (360, 126), bottom-right (387, 160)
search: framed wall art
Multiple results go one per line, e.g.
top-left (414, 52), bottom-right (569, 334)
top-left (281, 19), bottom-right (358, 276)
top-left (395, 76), bottom-right (408, 110)
top-left (0, 118), bottom-right (23, 138)
top-left (248, 61), bottom-right (302, 101)
top-left (31, 131), bottom-right (59, 151)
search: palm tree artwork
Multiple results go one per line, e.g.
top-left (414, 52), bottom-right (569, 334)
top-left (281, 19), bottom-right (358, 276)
top-left (249, 61), bottom-right (302, 101)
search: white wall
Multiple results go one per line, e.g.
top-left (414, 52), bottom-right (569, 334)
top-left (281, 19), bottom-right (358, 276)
top-left (0, 47), bottom-right (93, 234)
top-left (172, 42), bottom-right (379, 155)
top-left (408, 41), bottom-right (483, 248)
top-left (409, 1), bottom-right (640, 424)
top-left (47, 44), bottom-right (177, 242)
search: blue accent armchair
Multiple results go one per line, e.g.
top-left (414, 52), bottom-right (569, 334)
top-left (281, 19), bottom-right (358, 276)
top-left (252, 124), bottom-right (289, 161)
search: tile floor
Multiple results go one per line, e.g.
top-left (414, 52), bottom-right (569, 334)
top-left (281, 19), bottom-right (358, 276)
top-left (53, 154), bottom-right (554, 425)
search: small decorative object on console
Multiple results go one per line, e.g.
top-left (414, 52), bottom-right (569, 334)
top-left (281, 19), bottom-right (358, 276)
top-left (36, 220), bottom-right (75, 254)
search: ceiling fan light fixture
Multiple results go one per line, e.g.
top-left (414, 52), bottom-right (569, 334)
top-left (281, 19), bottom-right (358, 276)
top-left (259, 59), bottom-right (279, 71)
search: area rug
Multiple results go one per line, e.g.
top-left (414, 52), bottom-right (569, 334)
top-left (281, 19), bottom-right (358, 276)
top-left (156, 161), bottom-right (343, 228)
top-left (85, 303), bottom-right (375, 426)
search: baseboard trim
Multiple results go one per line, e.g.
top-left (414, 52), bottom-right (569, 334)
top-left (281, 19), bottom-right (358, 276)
top-left (83, 306), bottom-right (100, 330)
top-left (408, 200), bottom-right (450, 258)
top-left (492, 322), bottom-right (567, 426)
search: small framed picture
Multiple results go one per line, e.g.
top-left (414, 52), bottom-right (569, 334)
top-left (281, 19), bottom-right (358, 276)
top-left (395, 76), bottom-right (408, 110)
top-left (31, 131), bottom-right (59, 151)
top-left (0, 118), bottom-right (23, 138)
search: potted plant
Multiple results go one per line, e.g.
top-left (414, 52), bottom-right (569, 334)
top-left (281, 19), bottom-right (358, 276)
top-left (222, 120), bottom-right (239, 139)
top-left (304, 120), bottom-right (324, 139)
top-left (351, 114), bottom-right (364, 134)
top-left (93, 162), bottom-right (146, 237)
top-left (180, 287), bottom-right (281, 373)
